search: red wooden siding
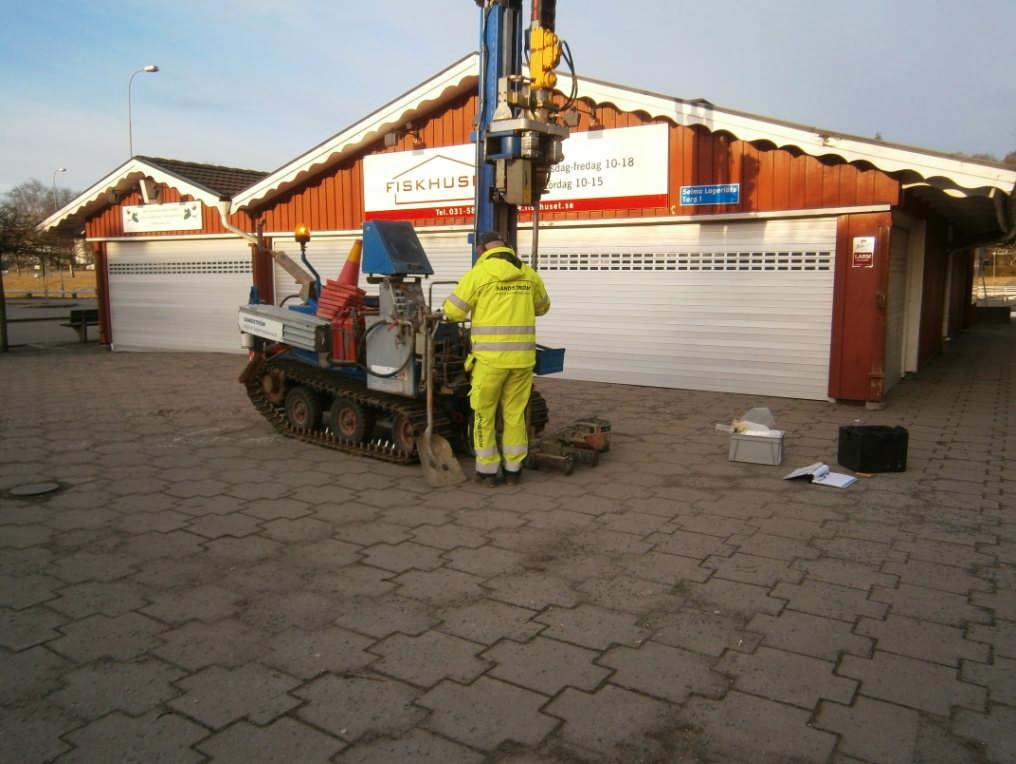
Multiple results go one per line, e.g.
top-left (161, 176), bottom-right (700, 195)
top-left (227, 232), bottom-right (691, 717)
top-left (83, 183), bottom-right (249, 238)
top-left (249, 98), bottom-right (901, 233)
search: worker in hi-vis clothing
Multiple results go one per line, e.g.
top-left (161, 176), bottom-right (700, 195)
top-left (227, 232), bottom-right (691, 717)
top-left (443, 231), bottom-right (551, 486)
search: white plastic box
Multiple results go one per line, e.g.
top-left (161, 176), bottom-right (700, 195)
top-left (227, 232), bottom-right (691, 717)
top-left (728, 432), bottom-right (784, 465)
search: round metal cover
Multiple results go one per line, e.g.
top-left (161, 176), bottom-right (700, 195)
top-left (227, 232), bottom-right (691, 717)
top-left (9, 482), bottom-right (62, 497)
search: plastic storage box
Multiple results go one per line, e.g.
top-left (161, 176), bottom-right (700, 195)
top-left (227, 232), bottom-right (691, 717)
top-left (534, 345), bottom-right (565, 375)
top-left (837, 425), bottom-right (908, 472)
top-left (728, 432), bottom-right (784, 465)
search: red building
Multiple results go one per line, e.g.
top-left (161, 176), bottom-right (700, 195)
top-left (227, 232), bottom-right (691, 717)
top-left (44, 55), bottom-right (1016, 404)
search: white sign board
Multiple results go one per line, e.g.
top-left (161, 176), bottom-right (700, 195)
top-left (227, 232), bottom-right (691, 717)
top-left (363, 123), bottom-right (669, 220)
top-left (122, 202), bottom-right (203, 233)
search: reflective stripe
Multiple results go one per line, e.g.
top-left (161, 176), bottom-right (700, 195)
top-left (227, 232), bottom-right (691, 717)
top-left (447, 294), bottom-right (471, 312)
top-left (471, 325), bottom-right (535, 335)
top-left (471, 341), bottom-right (536, 352)
top-left (475, 463), bottom-right (500, 475)
top-left (502, 444), bottom-right (528, 455)
top-left (474, 446), bottom-right (499, 458)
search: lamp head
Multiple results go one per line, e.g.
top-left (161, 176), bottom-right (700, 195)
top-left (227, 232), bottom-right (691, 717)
top-left (144, 65), bottom-right (159, 73)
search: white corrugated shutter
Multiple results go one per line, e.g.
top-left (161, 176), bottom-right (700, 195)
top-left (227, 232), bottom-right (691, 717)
top-left (884, 227), bottom-right (909, 393)
top-left (511, 218), bottom-right (838, 400)
top-left (272, 236), bottom-right (364, 305)
top-left (107, 239), bottom-right (252, 353)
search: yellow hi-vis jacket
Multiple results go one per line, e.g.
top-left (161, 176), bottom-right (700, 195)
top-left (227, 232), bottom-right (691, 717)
top-left (442, 245), bottom-right (551, 369)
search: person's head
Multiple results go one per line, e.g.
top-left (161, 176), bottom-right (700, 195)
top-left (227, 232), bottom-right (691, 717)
top-left (476, 230), bottom-right (504, 254)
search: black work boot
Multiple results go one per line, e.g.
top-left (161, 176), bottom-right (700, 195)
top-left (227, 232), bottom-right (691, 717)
top-left (504, 469), bottom-right (522, 486)
top-left (474, 471), bottom-right (502, 487)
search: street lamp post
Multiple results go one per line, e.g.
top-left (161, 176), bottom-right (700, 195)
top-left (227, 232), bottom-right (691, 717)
top-left (51, 167), bottom-right (67, 205)
top-left (128, 65), bottom-right (159, 157)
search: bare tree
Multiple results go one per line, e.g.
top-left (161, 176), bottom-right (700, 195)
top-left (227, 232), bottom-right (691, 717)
top-left (0, 179), bottom-right (80, 280)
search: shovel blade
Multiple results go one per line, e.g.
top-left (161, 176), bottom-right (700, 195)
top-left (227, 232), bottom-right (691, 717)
top-left (417, 433), bottom-right (466, 487)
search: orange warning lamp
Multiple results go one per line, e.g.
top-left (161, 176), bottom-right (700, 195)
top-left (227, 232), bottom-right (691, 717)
top-left (294, 224), bottom-right (311, 244)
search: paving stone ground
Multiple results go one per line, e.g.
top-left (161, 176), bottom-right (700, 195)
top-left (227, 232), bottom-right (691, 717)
top-left (1, 321), bottom-right (1013, 763)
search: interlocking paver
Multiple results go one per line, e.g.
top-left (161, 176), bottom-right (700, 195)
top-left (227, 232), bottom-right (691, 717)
top-left (59, 709), bottom-right (207, 764)
top-left (895, 538), bottom-right (995, 569)
top-left (793, 557), bottom-right (898, 590)
top-left (197, 717), bottom-right (345, 763)
top-left (445, 545), bottom-right (523, 577)
top-left (1, 320), bottom-right (1013, 763)
top-left (971, 588), bottom-right (1016, 621)
top-left (0, 646), bottom-right (69, 705)
top-left (872, 582), bottom-right (992, 626)
top-left (679, 690), bottom-right (836, 763)
top-left (265, 624), bottom-right (374, 678)
top-left (601, 640), bottom-right (726, 704)
top-left (747, 609), bottom-right (873, 661)
top-left (168, 663), bottom-right (301, 729)
top-left (304, 564), bottom-right (395, 598)
top-left (334, 595), bottom-right (440, 638)
top-left (140, 584), bottom-right (243, 623)
top-left (0, 702), bottom-right (76, 763)
top-left (815, 695), bottom-right (920, 764)
top-left (49, 612), bottom-right (164, 662)
top-left (50, 657), bottom-right (184, 718)
top-left (624, 550), bottom-right (712, 585)
top-left (968, 619), bottom-right (1016, 659)
top-left (839, 650), bottom-right (987, 715)
top-left (484, 571), bottom-right (580, 609)
top-left (716, 645), bottom-right (856, 708)
top-left (46, 580), bottom-right (146, 619)
top-left (295, 673), bottom-right (425, 741)
top-left (648, 607), bottom-right (759, 657)
top-left (154, 618), bottom-right (267, 670)
top-left (185, 512), bottom-right (262, 538)
top-left (372, 630), bottom-right (489, 687)
top-left (484, 635), bottom-right (609, 695)
top-left (409, 522), bottom-right (488, 550)
top-left (437, 599), bottom-right (543, 644)
top-left (856, 614), bottom-right (990, 667)
top-left (770, 578), bottom-right (889, 621)
top-left (961, 656), bottom-right (1016, 706)
top-left (685, 577), bottom-right (784, 618)
top-left (333, 729), bottom-right (482, 764)
top-left (953, 704), bottom-right (1016, 764)
top-left (0, 574), bottom-right (62, 610)
top-left (545, 684), bottom-right (674, 761)
top-left (419, 676), bottom-right (557, 749)
top-left (536, 603), bottom-right (648, 650)
top-left (361, 541), bottom-right (445, 572)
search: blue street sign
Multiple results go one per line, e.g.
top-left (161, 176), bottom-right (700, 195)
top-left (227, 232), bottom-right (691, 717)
top-left (680, 183), bottom-right (740, 206)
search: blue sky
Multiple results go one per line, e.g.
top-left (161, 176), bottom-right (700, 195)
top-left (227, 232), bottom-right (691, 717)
top-left (1, 0), bottom-right (1013, 194)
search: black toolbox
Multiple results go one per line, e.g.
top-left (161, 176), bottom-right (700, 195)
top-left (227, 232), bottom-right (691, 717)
top-left (837, 425), bottom-right (908, 472)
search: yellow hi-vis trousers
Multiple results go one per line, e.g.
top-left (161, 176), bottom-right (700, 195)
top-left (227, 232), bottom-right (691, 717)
top-left (470, 361), bottom-right (533, 476)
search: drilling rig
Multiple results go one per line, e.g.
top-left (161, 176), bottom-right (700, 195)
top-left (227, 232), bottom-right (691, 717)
top-left (238, 1), bottom-right (608, 482)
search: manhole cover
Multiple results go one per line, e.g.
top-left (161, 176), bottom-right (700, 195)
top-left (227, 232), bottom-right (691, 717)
top-left (9, 482), bottom-right (62, 497)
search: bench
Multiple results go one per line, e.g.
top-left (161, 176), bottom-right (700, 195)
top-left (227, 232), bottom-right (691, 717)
top-left (60, 308), bottom-right (99, 342)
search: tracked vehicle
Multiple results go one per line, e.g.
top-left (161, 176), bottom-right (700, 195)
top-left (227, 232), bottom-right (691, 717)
top-left (238, 220), bottom-right (549, 466)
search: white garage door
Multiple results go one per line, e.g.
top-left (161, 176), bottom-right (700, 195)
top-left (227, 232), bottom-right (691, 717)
top-left (107, 239), bottom-right (253, 353)
top-left (516, 219), bottom-right (838, 399)
top-left (271, 218), bottom-right (837, 399)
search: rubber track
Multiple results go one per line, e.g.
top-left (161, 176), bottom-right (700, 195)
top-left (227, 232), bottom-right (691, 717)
top-left (245, 357), bottom-right (453, 465)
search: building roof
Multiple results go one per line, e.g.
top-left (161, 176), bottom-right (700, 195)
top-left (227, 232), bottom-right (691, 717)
top-left (230, 52), bottom-right (1016, 245)
top-left (136, 157), bottom-right (268, 199)
top-left (39, 157), bottom-right (268, 235)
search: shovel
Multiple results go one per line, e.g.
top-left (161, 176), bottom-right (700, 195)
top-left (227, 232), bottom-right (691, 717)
top-left (417, 318), bottom-right (466, 487)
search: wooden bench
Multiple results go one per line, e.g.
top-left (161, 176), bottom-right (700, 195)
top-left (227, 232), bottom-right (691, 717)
top-left (60, 308), bottom-right (99, 342)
